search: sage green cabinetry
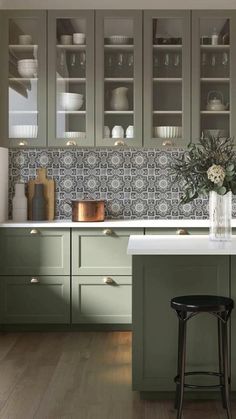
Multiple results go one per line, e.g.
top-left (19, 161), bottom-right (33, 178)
top-left (0, 228), bottom-right (70, 276)
top-left (145, 227), bottom-right (208, 235)
top-left (132, 255), bottom-right (231, 392)
top-left (0, 275), bottom-right (70, 324)
top-left (1, 10), bottom-right (47, 147)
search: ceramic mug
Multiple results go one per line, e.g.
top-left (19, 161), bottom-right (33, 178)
top-left (19, 34), bottom-right (32, 45)
top-left (126, 125), bottom-right (134, 138)
top-left (112, 125), bottom-right (124, 139)
top-left (60, 35), bottom-right (72, 45)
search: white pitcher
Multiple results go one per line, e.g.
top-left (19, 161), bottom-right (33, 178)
top-left (110, 87), bottom-right (129, 111)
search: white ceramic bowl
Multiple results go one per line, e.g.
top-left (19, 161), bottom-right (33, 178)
top-left (10, 125), bottom-right (38, 138)
top-left (154, 126), bottom-right (182, 139)
top-left (73, 33), bottom-right (86, 45)
top-left (60, 93), bottom-right (84, 111)
top-left (64, 131), bottom-right (86, 139)
top-left (108, 35), bottom-right (129, 45)
top-left (18, 59), bottom-right (38, 77)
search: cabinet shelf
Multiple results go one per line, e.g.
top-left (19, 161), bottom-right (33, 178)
top-left (153, 78), bottom-right (182, 82)
top-left (57, 77), bottom-right (86, 83)
top-left (200, 78), bottom-right (230, 82)
top-left (9, 44), bottom-right (38, 51)
top-left (104, 44), bottom-right (134, 50)
top-left (57, 110), bottom-right (86, 114)
top-left (104, 78), bottom-right (134, 82)
top-left (56, 44), bottom-right (86, 50)
top-left (200, 45), bottom-right (230, 50)
top-left (104, 110), bottom-right (134, 114)
top-left (200, 110), bottom-right (230, 114)
top-left (9, 110), bottom-right (38, 114)
top-left (9, 77), bottom-right (38, 82)
top-left (153, 44), bottom-right (182, 49)
top-left (153, 110), bottom-right (182, 114)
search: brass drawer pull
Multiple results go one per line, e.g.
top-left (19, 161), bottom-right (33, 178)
top-left (103, 228), bottom-right (113, 236)
top-left (30, 277), bottom-right (39, 284)
top-left (103, 276), bottom-right (115, 285)
top-left (30, 229), bottom-right (39, 235)
top-left (176, 228), bottom-right (189, 235)
top-left (114, 140), bottom-right (125, 147)
top-left (66, 140), bottom-right (76, 146)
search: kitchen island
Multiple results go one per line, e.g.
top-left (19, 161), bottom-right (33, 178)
top-left (128, 235), bottom-right (236, 397)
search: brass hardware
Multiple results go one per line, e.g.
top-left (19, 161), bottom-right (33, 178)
top-left (30, 277), bottom-right (39, 284)
top-left (114, 140), bottom-right (125, 147)
top-left (66, 140), bottom-right (77, 146)
top-left (176, 228), bottom-right (189, 235)
top-left (103, 228), bottom-right (113, 236)
top-left (162, 140), bottom-right (173, 147)
top-left (30, 229), bottom-right (39, 235)
top-left (103, 276), bottom-right (115, 285)
top-left (18, 140), bottom-right (28, 146)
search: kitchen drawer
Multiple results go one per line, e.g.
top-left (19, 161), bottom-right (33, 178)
top-left (72, 228), bottom-right (143, 276)
top-left (0, 228), bottom-right (70, 275)
top-left (72, 275), bottom-right (132, 324)
top-left (0, 275), bottom-right (70, 324)
top-left (145, 228), bottom-right (208, 235)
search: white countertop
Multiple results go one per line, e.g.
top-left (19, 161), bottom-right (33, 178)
top-left (0, 218), bottom-right (234, 228)
top-left (128, 235), bottom-right (236, 255)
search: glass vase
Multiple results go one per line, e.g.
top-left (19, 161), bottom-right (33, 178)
top-left (209, 191), bottom-right (232, 241)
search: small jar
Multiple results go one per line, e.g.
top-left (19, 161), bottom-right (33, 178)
top-left (12, 183), bottom-right (28, 222)
top-left (32, 183), bottom-right (47, 221)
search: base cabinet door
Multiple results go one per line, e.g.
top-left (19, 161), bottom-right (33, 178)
top-left (72, 275), bottom-right (132, 324)
top-left (1, 276), bottom-right (70, 324)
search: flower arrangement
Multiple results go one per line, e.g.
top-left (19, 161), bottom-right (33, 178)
top-left (172, 136), bottom-right (236, 204)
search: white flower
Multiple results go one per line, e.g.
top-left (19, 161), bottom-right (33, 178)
top-left (207, 164), bottom-right (225, 184)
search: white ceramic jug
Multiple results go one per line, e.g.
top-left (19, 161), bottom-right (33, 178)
top-left (112, 125), bottom-right (124, 138)
top-left (12, 183), bottom-right (28, 222)
top-left (110, 87), bottom-right (129, 111)
top-left (126, 125), bottom-right (134, 138)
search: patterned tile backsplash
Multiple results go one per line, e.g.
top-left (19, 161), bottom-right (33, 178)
top-left (9, 148), bottom-right (211, 220)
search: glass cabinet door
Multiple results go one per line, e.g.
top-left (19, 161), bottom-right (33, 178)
top-left (143, 11), bottom-right (190, 148)
top-left (96, 11), bottom-right (142, 147)
top-left (48, 11), bottom-right (94, 147)
top-left (2, 11), bottom-right (46, 147)
top-left (192, 11), bottom-right (236, 141)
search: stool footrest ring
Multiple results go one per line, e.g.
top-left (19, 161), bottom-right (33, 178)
top-left (174, 371), bottom-right (225, 390)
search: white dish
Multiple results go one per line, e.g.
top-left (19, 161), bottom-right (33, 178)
top-left (64, 131), bottom-right (86, 139)
top-left (154, 126), bottom-right (182, 139)
top-left (60, 92), bottom-right (84, 111)
top-left (18, 59), bottom-right (38, 77)
top-left (19, 35), bottom-right (32, 45)
top-left (10, 125), bottom-right (38, 138)
top-left (107, 35), bottom-right (129, 45)
top-left (60, 35), bottom-right (72, 45)
top-left (73, 33), bottom-right (86, 45)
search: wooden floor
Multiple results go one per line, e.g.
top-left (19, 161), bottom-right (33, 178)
top-left (0, 331), bottom-right (235, 419)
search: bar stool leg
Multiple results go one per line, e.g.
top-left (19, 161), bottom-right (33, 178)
top-left (176, 313), bottom-right (187, 419)
top-left (175, 314), bottom-right (184, 409)
top-left (218, 317), bottom-right (227, 409)
top-left (221, 313), bottom-right (232, 419)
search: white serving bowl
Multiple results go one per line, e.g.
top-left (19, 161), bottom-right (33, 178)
top-left (108, 35), bottom-right (129, 45)
top-left (10, 125), bottom-right (38, 138)
top-left (154, 126), bottom-right (182, 139)
top-left (73, 33), bottom-right (86, 45)
top-left (60, 93), bottom-right (84, 111)
top-left (18, 59), bottom-right (38, 77)
top-left (64, 131), bottom-right (86, 139)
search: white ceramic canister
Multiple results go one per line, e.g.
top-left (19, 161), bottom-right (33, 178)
top-left (126, 125), bottom-right (134, 138)
top-left (110, 87), bottom-right (129, 111)
top-left (12, 183), bottom-right (28, 222)
top-left (112, 125), bottom-right (124, 139)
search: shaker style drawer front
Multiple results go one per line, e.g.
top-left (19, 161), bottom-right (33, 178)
top-left (72, 228), bottom-right (143, 276)
top-left (1, 276), bottom-right (70, 324)
top-left (145, 228), bottom-right (208, 236)
top-left (0, 228), bottom-right (70, 275)
top-left (72, 275), bottom-right (132, 324)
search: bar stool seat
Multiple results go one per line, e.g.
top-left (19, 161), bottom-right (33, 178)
top-left (171, 294), bottom-right (234, 419)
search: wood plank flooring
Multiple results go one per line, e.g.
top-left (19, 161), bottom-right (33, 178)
top-left (0, 331), bottom-right (235, 419)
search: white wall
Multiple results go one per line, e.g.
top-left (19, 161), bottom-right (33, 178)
top-left (0, 0), bottom-right (236, 9)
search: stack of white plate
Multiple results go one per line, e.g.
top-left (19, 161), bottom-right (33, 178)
top-left (154, 126), bottom-right (182, 139)
top-left (18, 59), bottom-right (38, 78)
top-left (60, 93), bottom-right (84, 111)
top-left (64, 131), bottom-right (86, 139)
top-left (108, 35), bottom-right (129, 44)
top-left (10, 125), bottom-right (38, 138)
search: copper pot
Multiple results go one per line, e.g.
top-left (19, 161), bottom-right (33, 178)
top-left (69, 200), bottom-right (105, 222)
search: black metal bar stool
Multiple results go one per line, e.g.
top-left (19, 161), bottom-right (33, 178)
top-left (171, 295), bottom-right (234, 419)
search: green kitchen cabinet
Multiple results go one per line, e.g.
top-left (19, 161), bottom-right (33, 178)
top-left (132, 254), bottom-right (230, 392)
top-left (0, 275), bottom-right (70, 324)
top-left (0, 228), bottom-right (70, 276)
top-left (72, 275), bottom-right (132, 324)
top-left (1, 10), bottom-right (47, 147)
top-left (72, 228), bottom-right (143, 276)
top-left (145, 228), bottom-right (208, 235)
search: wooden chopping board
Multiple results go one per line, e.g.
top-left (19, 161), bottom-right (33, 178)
top-left (28, 168), bottom-right (55, 220)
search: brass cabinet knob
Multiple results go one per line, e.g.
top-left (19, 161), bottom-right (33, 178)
top-left (162, 140), bottom-right (173, 147)
top-left (103, 228), bottom-right (113, 236)
top-left (18, 140), bottom-right (28, 146)
top-left (176, 228), bottom-right (189, 235)
top-left (114, 140), bottom-right (125, 147)
top-left (30, 277), bottom-right (39, 284)
top-left (66, 140), bottom-right (76, 146)
top-left (103, 276), bottom-right (115, 285)
top-left (30, 229), bottom-right (39, 235)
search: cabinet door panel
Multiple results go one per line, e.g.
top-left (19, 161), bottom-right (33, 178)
top-left (145, 228), bottom-right (208, 235)
top-left (1, 275), bottom-right (70, 324)
top-left (0, 228), bottom-right (70, 275)
top-left (72, 275), bottom-right (131, 324)
top-left (72, 228), bottom-right (143, 275)
top-left (133, 255), bottom-right (229, 391)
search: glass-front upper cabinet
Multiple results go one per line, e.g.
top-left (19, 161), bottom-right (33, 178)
top-left (95, 11), bottom-right (142, 147)
top-left (143, 11), bottom-right (190, 148)
top-left (48, 11), bottom-right (94, 147)
top-left (192, 11), bottom-right (236, 141)
top-left (2, 11), bottom-right (46, 147)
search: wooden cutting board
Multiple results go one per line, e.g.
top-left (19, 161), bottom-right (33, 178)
top-left (28, 168), bottom-right (55, 220)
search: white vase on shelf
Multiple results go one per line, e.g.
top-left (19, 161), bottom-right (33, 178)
top-left (12, 183), bottom-right (28, 222)
top-left (110, 87), bottom-right (129, 111)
